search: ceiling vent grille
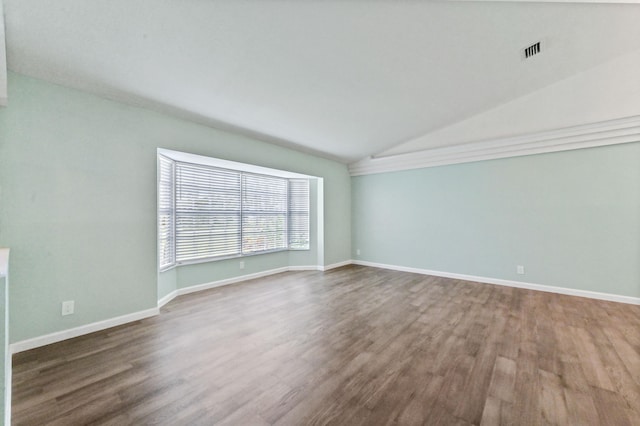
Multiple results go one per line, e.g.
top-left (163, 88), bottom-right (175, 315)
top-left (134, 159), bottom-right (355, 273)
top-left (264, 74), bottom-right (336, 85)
top-left (523, 41), bottom-right (542, 59)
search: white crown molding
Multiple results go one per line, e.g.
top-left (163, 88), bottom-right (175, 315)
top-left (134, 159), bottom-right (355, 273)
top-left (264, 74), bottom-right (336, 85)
top-left (349, 115), bottom-right (640, 176)
top-left (352, 260), bottom-right (640, 306)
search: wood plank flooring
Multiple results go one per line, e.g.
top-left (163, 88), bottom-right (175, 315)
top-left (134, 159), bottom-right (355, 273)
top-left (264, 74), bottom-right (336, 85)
top-left (12, 265), bottom-right (640, 425)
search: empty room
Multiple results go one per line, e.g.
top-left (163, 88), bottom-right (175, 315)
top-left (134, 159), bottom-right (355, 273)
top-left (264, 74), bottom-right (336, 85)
top-left (0, 0), bottom-right (639, 425)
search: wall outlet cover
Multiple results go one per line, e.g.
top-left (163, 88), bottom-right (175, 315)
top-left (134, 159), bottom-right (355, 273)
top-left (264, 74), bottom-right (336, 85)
top-left (62, 300), bottom-right (75, 316)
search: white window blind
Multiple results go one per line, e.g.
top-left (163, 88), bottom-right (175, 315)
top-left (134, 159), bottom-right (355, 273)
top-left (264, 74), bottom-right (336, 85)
top-left (288, 179), bottom-right (310, 250)
top-left (242, 173), bottom-right (288, 254)
top-left (175, 162), bottom-right (241, 263)
top-left (158, 155), bottom-right (175, 270)
top-left (158, 155), bottom-right (311, 269)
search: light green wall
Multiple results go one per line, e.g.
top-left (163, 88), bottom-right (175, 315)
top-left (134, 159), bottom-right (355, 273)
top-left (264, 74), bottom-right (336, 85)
top-left (157, 268), bottom-right (177, 301)
top-left (0, 73), bottom-right (351, 342)
top-left (352, 142), bottom-right (640, 298)
top-left (176, 251), bottom-right (289, 289)
top-left (6, 67), bottom-right (636, 347)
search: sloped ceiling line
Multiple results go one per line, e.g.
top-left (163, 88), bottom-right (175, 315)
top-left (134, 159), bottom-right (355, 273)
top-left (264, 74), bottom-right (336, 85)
top-left (6, 1), bottom-right (640, 162)
top-left (348, 115), bottom-right (640, 176)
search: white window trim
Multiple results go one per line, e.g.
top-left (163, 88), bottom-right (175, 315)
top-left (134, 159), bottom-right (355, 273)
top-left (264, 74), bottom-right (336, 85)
top-left (158, 149), bottom-right (313, 272)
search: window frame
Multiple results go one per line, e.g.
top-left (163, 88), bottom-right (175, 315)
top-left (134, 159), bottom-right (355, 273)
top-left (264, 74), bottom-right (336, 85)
top-left (158, 155), bottom-right (176, 271)
top-left (158, 154), bottom-right (310, 271)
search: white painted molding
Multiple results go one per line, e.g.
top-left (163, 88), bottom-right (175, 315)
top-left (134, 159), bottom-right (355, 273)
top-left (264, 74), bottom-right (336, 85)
top-left (177, 267), bottom-right (290, 297)
top-left (321, 260), bottom-right (353, 271)
top-left (0, 248), bottom-right (9, 278)
top-left (9, 260), bottom-right (348, 353)
top-left (349, 115), bottom-right (640, 176)
top-left (288, 265), bottom-right (323, 271)
top-left (162, 263), bottom-right (352, 307)
top-left (10, 307), bottom-right (159, 354)
top-left (11, 267), bottom-right (296, 354)
top-left (157, 290), bottom-right (178, 308)
top-left (16, 259), bottom-right (636, 356)
top-left (12, 258), bottom-right (636, 355)
top-left (352, 260), bottom-right (640, 306)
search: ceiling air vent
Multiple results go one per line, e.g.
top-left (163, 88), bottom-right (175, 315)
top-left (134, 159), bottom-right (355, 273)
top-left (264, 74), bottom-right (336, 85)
top-left (522, 41), bottom-right (542, 60)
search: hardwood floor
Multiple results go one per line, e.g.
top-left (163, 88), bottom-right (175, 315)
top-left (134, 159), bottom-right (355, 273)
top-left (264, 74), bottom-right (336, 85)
top-left (12, 265), bottom-right (640, 425)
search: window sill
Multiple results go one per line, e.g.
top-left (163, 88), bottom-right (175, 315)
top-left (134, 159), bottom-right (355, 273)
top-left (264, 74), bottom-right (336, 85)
top-left (159, 246), bottom-right (310, 272)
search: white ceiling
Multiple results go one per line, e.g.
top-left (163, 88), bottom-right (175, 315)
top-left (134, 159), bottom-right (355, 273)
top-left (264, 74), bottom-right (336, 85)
top-left (4, 0), bottom-right (640, 163)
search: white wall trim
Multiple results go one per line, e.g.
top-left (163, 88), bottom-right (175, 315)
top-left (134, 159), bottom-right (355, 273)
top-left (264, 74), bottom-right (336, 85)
top-left (164, 263), bottom-right (353, 305)
top-left (177, 267), bottom-right (290, 297)
top-left (288, 265), bottom-right (322, 271)
top-left (10, 307), bottom-right (159, 354)
top-left (11, 262), bottom-right (355, 353)
top-left (12, 259), bottom-right (637, 355)
top-left (321, 260), bottom-right (353, 271)
top-left (157, 290), bottom-right (178, 308)
top-left (11, 267), bottom-right (296, 354)
top-left (349, 115), bottom-right (640, 176)
top-left (352, 260), bottom-right (640, 305)
top-left (12, 259), bottom-right (636, 355)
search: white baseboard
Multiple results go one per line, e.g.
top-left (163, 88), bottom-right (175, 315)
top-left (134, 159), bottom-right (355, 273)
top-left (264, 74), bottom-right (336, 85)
top-left (157, 290), bottom-right (178, 308)
top-left (321, 260), bottom-right (353, 271)
top-left (352, 260), bottom-right (640, 305)
top-left (288, 265), bottom-right (322, 271)
top-left (9, 259), bottom-right (353, 354)
top-left (15, 259), bottom-right (636, 355)
top-left (177, 267), bottom-right (290, 297)
top-left (10, 307), bottom-right (159, 354)
top-left (161, 262), bottom-right (353, 307)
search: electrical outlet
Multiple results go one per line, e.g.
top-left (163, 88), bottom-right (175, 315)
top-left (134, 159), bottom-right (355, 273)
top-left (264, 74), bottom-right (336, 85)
top-left (356, 249), bottom-right (361, 256)
top-left (517, 265), bottom-right (525, 275)
top-left (239, 261), bottom-right (245, 270)
top-left (62, 300), bottom-right (75, 316)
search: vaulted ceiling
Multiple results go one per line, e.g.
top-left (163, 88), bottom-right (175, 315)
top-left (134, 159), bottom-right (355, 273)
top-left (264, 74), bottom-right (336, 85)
top-left (4, 0), bottom-right (640, 163)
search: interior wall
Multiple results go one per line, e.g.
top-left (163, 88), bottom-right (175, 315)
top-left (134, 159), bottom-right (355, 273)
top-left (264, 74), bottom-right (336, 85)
top-left (0, 72), bottom-right (351, 343)
top-left (352, 142), bottom-right (640, 298)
